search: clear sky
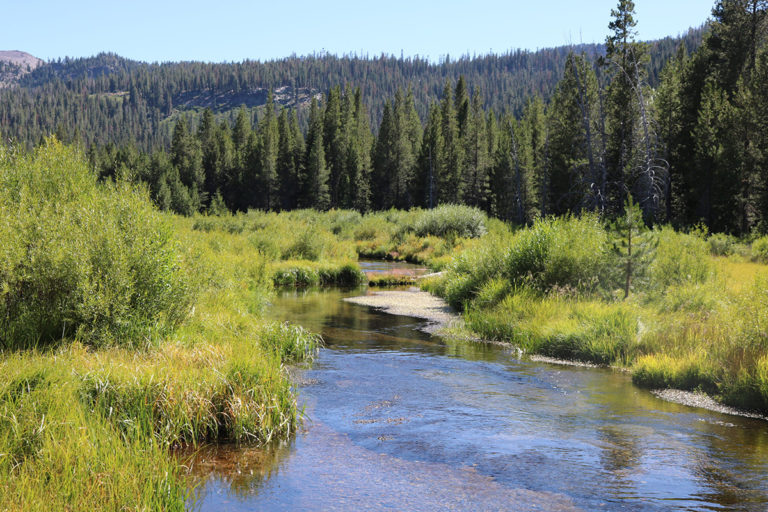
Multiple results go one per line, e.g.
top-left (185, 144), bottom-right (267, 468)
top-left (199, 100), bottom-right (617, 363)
top-left (1, 0), bottom-right (715, 63)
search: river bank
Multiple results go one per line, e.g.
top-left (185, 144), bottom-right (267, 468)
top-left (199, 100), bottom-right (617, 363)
top-left (344, 286), bottom-right (768, 422)
top-left (192, 279), bottom-right (768, 510)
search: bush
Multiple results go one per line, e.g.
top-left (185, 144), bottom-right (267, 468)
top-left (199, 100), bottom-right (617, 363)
top-left (649, 228), bottom-right (715, 291)
top-left (413, 204), bottom-right (487, 238)
top-left (0, 140), bottom-right (192, 349)
top-left (707, 233), bottom-right (735, 256)
top-left (503, 215), bottom-right (609, 294)
top-left (751, 236), bottom-right (768, 263)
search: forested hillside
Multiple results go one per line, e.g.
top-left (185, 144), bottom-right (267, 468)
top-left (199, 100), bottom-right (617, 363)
top-left (4, 1), bottom-right (768, 237)
top-left (0, 28), bottom-right (702, 150)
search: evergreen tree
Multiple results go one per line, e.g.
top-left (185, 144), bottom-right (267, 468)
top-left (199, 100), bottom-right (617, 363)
top-left (455, 75), bottom-right (470, 139)
top-left (372, 101), bottom-right (395, 209)
top-left (300, 98), bottom-right (330, 209)
top-left (323, 85), bottom-right (345, 207)
top-left (692, 79), bottom-right (738, 230)
top-left (603, 0), bottom-right (649, 215)
top-left (611, 195), bottom-right (656, 298)
top-left (348, 88), bottom-right (373, 211)
top-left (198, 108), bottom-right (219, 205)
top-left (438, 80), bottom-right (463, 204)
top-left (546, 53), bottom-right (602, 214)
top-left (519, 96), bottom-right (548, 218)
top-left (277, 108), bottom-right (298, 210)
top-left (655, 45), bottom-right (686, 222)
top-left (259, 90), bottom-right (279, 210)
top-left (170, 117), bottom-right (204, 211)
top-left (415, 103), bottom-right (443, 208)
top-left (462, 89), bottom-right (491, 209)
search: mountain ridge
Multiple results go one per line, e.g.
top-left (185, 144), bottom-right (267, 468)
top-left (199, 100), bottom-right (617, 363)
top-left (0, 27), bottom-right (705, 150)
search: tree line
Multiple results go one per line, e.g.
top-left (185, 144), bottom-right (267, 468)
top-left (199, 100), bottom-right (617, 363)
top-left (8, 1), bottom-right (768, 235)
top-left (0, 27), bottom-right (702, 152)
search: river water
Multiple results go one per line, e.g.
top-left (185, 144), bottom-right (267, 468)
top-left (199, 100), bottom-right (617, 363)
top-left (188, 262), bottom-right (768, 511)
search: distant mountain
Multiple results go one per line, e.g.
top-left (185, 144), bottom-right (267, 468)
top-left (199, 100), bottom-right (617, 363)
top-left (0, 50), bottom-right (43, 87)
top-left (0, 27), bottom-right (705, 150)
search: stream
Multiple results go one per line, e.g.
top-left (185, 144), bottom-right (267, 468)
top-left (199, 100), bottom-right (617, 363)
top-left (188, 261), bottom-right (768, 511)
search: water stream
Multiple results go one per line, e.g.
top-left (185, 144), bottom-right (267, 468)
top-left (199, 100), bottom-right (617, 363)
top-left (188, 261), bottom-right (768, 511)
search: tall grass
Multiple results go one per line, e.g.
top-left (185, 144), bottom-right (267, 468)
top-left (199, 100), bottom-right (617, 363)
top-left (0, 143), bottom-right (325, 510)
top-left (426, 214), bottom-right (768, 412)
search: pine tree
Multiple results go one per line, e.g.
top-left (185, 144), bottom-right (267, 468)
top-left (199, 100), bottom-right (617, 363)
top-left (213, 121), bottom-right (235, 209)
top-left (349, 87), bottom-right (373, 211)
top-left (439, 80), bottom-right (463, 204)
top-left (277, 108), bottom-right (298, 210)
top-left (692, 79), bottom-right (738, 229)
top-left (372, 101), bottom-right (395, 209)
top-left (752, 49), bottom-right (768, 229)
top-left (301, 98), bottom-right (330, 209)
top-left (323, 85), bottom-right (344, 206)
top-left (611, 195), bottom-right (655, 298)
top-left (455, 75), bottom-right (470, 139)
top-left (519, 97), bottom-right (548, 218)
top-left (170, 117), bottom-right (204, 211)
top-left (462, 89), bottom-right (491, 209)
top-left (259, 90), bottom-right (279, 210)
top-left (603, 0), bottom-right (649, 215)
top-left (415, 104), bottom-right (443, 208)
top-left (655, 45), bottom-right (686, 222)
top-left (198, 108), bottom-right (223, 206)
top-left (546, 53), bottom-right (601, 215)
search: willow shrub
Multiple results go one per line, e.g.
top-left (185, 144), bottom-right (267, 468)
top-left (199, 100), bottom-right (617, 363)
top-left (432, 215), bottom-right (610, 309)
top-left (413, 204), bottom-right (487, 239)
top-left (648, 227), bottom-right (715, 291)
top-left (0, 140), bottom-right (191, 350)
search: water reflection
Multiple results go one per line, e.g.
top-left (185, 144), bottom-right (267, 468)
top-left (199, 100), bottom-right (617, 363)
top-left (184, 439), bottom-right (294, 501)
top-left (189, 262), bottom-right (768, 511)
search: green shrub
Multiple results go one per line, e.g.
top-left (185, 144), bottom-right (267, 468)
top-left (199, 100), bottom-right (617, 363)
top-left (751, 236), bottom-right (768, 263)
top-left (649, 228), bottom-right (715, 291)
top-left (503, 215), bottom-right (608, 294)
top-left (413, 204), bottom-right (487, 238)
top-left (708, 233), bottom-right (735, 256)
top-left (283, 229), bottom-right (325, 261)
top-left (271, 261), bottom-right (365, 288)
top-left (0, 140), bottom-right (192, 350)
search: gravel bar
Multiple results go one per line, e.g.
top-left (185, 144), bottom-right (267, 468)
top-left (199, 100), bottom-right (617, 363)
top-left (652, 389), bottom-right (767, 420)
top-left (344, 288), bottom-right (458, 333)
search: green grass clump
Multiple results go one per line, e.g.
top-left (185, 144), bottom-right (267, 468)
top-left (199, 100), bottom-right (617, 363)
top-left (432, 215), bottom-right (608, 309)
top-left (0, 349), bottom-right (190, 511)
top-left (271, 261), bottom-right (365, 287)
top-left (367, 275), bottom-right (418, 287)
top-left (465, 291), bottom-right (639, 365)
top-left (412, 204), bottom-right (487, 239)
top-left (0, 139), bottom-right (192, 350)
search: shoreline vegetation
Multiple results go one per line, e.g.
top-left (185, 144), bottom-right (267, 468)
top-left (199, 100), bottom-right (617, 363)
top-left (3, 142), bottom-right (768, 510)
top-left (419, 210), bottom-right (768, 417)
top-left (0, 143), bottom-right (483, 510)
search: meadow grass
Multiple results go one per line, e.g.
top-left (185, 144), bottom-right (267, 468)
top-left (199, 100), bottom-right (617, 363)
top-left (0, 145), bottom-right (324, 510)
top-left (1, 144), bottom-right (486, 509)
top-left (427, 215), bottom-right (768, 413)
top-left (367, 274), bottom-right (419, 287)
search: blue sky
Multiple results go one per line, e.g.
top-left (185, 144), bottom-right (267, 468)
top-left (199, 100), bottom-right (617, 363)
top-left (2, 0), bottom-right (714, 63)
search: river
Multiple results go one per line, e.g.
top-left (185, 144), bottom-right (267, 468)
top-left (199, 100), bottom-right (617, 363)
top-left (187, 261), bottom-right (768, 511)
